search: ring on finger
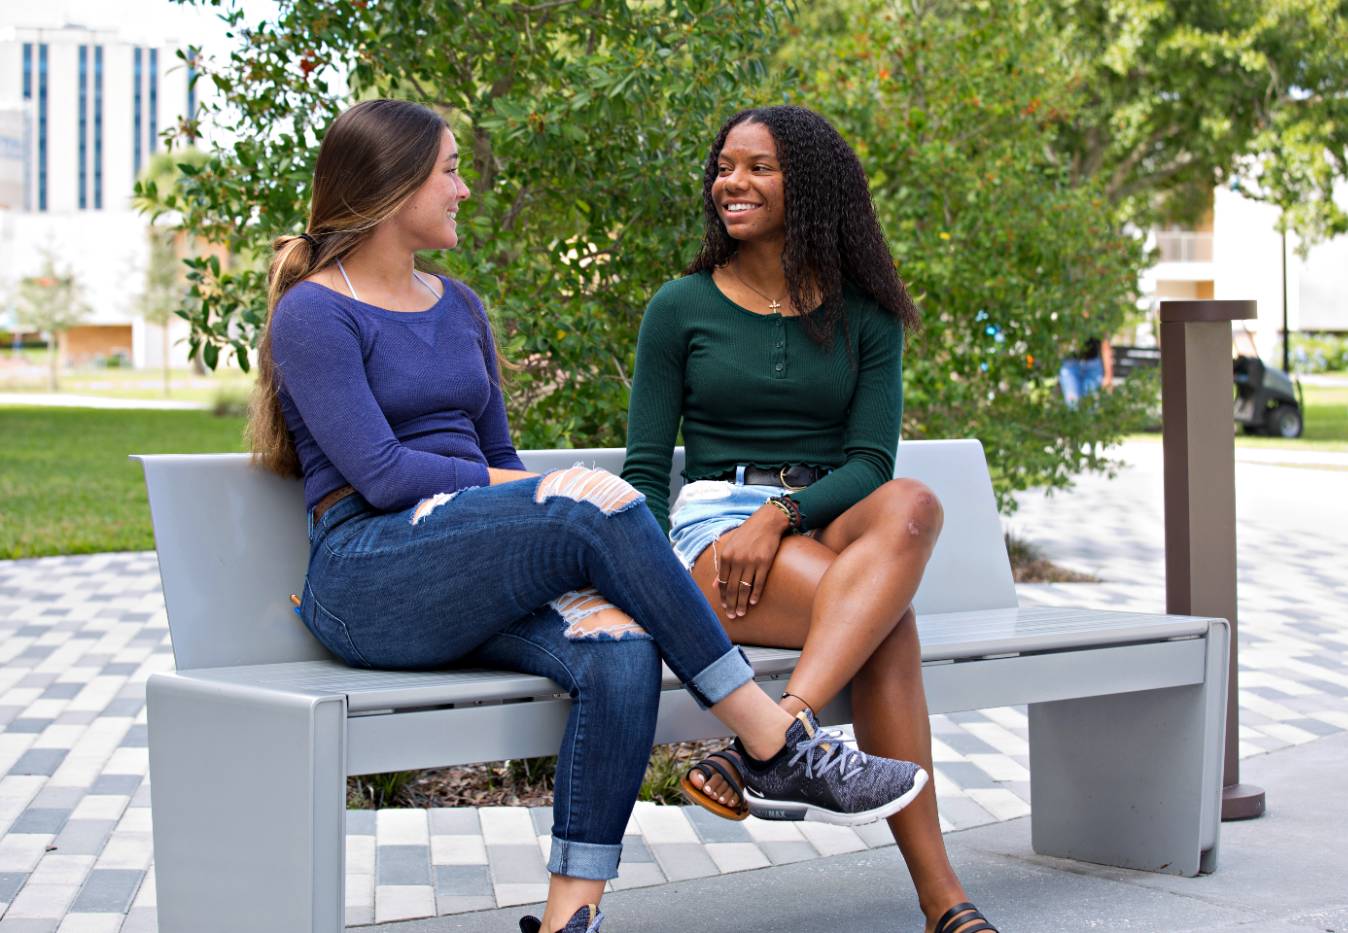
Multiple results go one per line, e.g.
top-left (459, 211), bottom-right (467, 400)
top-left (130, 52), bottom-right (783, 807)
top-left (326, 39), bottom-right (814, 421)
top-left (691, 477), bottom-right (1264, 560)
top-left (739, 580), bottom-right (753, 588)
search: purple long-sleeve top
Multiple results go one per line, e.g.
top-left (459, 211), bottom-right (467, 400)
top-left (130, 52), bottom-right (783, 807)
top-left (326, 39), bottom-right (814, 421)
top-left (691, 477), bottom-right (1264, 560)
top-left (269, 276), bottom-right (526, 512)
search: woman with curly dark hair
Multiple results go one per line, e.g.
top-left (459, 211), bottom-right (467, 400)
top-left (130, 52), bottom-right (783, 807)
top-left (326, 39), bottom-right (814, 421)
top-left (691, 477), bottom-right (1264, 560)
top-left (622, 106), bottom-right (998, 933)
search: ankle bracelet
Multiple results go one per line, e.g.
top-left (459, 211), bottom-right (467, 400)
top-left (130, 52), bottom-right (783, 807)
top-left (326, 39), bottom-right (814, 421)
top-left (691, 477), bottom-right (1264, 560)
top-left (781, 690), bottom-right (815, 717)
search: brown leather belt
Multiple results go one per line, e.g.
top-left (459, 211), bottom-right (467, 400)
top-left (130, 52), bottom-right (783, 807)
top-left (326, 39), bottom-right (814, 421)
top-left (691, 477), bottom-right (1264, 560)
top-left (712, 465), bottom-right (827, 492)
top-left (311, 485), bottom-right (355, 523)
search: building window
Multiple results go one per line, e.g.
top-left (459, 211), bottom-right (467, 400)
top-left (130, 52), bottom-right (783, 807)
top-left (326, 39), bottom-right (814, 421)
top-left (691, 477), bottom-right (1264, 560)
top-left (148, 48), bottom-right (159, 156)
top-left (22, 43), bottom-right (32, 211)
top-left (79, 45), bottom-right (88, 210)
top-left (94, 46), bottom-right (104, 209)
top-left (133, 47), bottom-right (142, 179)
top-left (186, 46), bottom-right (199, 136)
top-left (38, 43), bottom-right (48, 212)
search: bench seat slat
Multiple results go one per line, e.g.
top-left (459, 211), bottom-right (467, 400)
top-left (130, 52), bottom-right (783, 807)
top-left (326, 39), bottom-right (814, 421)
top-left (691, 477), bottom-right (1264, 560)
top-left (170, 607), bottom-right (1220, 713)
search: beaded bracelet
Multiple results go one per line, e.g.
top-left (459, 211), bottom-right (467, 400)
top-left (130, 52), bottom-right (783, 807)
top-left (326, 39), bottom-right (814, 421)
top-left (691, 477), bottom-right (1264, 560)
top-left (769, 495), bottom-right (802, 533)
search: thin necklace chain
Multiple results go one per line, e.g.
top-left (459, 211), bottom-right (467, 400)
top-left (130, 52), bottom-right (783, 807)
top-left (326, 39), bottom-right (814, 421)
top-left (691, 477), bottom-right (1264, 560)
top-left (729, 258), bottom-right (787, 314)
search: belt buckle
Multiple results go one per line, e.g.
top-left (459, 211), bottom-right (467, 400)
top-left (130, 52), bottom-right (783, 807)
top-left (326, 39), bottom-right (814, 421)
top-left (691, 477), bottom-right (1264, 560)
top-left (778, 465), bottom-right (806, 493)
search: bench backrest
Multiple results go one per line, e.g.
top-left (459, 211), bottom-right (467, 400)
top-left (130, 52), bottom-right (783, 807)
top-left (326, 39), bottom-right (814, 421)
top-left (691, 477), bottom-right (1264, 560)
top-left (137, 439), bottom-right (1014, 671)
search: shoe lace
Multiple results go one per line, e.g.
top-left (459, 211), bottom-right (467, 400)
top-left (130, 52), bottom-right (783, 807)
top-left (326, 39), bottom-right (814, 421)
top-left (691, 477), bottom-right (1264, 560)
top-left (789, 726), bottom-right (868, 781)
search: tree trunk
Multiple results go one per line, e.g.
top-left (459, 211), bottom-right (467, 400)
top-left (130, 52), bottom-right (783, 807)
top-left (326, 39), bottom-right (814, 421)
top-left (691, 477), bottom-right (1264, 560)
top-left (48, 332), bottom-right (59, 392)
top-left (163, 321), bottom-right (171, 397)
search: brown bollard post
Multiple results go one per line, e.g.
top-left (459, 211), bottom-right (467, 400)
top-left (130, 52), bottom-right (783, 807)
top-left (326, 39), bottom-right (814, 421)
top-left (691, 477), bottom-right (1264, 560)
top-left (1159, 299), bottom-right (1265, 821)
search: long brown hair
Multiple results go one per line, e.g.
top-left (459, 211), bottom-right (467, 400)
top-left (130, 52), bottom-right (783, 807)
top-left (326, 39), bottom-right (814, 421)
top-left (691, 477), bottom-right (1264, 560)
top-left (251, 99), bottom-right (448, 477)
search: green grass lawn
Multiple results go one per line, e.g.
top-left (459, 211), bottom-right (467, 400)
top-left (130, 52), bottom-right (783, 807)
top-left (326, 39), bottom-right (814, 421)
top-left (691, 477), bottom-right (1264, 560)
top-left (0, 407), bottom-right (249, 559)
top-left (1131, 384), bottom-right (1348, 452)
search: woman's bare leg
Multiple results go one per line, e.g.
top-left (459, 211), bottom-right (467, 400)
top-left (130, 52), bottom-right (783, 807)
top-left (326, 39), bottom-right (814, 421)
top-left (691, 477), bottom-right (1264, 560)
top-left (685, 479), bottom-right (977, 930)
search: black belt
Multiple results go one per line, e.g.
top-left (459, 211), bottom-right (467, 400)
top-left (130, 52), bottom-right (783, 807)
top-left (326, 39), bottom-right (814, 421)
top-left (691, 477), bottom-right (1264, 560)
top-left (713, 464), bottom-right (828, 491)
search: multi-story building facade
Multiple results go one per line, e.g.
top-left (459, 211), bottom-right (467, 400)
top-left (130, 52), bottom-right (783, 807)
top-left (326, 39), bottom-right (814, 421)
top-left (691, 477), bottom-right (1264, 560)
top-left (0, 17), bottom-right (206, 369)
top-left (1141, 185), bottom-right (1348, 364)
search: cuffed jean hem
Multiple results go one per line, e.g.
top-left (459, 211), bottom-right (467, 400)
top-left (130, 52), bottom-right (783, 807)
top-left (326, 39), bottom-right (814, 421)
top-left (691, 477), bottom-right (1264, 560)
top-left (685, 644), bottom-right (755, 710)
top-left (547, 836), bottom-right (623, 881)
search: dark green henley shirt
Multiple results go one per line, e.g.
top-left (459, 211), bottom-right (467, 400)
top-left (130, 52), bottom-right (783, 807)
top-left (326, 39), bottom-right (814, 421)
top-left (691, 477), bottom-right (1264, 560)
top-left (621, 271), bottom-right (904, 533)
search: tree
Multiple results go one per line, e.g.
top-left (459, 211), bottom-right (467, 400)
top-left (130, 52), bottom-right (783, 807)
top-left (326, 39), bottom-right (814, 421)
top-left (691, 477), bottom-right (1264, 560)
top-left (149, 0), bottom-right (791, 444)
top-left (1041, 0), bottom-right (1348, 239)
top-left (784, 0), bottom-right (1153, 507)
top-left (138, 226), bottom-right (190, 396)
top-left (14, 252), bottom-right (91, 391)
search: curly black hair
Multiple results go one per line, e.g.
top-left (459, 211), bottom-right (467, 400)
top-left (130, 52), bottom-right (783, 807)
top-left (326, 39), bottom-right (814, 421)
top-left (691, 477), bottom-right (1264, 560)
top-left (685, 106), bottom-right (919, 346)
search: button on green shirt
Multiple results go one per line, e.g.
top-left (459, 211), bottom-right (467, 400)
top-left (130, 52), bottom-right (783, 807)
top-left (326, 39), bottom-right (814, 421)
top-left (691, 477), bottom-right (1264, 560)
top-left (621, 271), bottom-right (904, 533)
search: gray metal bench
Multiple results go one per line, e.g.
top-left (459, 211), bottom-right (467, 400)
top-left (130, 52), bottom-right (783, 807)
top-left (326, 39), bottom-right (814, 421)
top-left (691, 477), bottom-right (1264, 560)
top-left (136, 440), bottom-right (1230, 933)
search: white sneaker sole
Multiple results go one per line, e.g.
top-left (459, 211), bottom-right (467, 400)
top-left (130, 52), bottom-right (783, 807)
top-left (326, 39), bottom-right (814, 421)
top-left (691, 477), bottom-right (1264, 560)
top-left (744, 766), bottom-right (930, 826)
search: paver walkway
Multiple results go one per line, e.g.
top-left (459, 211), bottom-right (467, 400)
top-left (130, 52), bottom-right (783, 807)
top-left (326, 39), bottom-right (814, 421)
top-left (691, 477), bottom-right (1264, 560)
top-left (0, 442), bottom-right (1343, 931)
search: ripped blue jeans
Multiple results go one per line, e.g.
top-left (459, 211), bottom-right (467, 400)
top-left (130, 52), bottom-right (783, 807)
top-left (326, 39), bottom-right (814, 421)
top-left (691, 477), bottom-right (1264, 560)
top-left (300, 468), bottom-right (754, 882)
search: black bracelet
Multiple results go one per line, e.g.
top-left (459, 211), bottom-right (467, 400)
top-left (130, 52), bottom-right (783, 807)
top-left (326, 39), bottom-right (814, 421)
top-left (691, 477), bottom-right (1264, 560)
top-left (769, 495), bottom-right (801, 533)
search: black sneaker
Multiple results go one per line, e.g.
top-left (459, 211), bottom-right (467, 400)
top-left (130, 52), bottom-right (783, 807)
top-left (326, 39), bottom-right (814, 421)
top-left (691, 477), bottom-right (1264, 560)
top-left (735, 711), bottom-right (928, 825)
top-left (519, 903), bottom-right (603, 933)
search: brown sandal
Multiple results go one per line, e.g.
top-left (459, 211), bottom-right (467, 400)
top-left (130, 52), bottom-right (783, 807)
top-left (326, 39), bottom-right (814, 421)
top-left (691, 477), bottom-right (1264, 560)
top-left (680, 747), bottom-right (749, 821)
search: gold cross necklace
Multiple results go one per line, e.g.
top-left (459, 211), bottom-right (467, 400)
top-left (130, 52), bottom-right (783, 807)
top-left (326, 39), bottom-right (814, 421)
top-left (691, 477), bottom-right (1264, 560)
top-left (730, 259), bottom-right (788, 314)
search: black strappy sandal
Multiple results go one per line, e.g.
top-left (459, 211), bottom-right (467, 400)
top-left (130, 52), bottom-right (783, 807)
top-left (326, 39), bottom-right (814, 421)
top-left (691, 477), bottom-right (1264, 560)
top-left (935, 902), bottom-right (999, 933)
top-left (679, 747), bottom-right (749, 821)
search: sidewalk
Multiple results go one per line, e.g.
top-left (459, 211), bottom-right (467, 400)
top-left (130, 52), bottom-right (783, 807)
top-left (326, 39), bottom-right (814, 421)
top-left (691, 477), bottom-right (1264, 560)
top-left (0, 444), bottom-right (1343, 931)
top-left (370, 730), bottom-right (1348, 933)
top-left (0, 393), bottom-right (206, 411)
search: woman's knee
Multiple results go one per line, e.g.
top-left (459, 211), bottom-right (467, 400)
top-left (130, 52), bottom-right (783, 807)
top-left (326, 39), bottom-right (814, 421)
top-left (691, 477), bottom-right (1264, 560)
top-left (535, 466), bottom-right (645, 516)
top-left (869, 478), bottom-right (944, 546)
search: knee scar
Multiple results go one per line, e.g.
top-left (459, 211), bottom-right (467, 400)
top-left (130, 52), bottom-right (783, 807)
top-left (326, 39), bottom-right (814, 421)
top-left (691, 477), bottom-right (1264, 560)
top-left (552, 587), bottom-right (649, 641)
top-left (535, 465), bottom-right (644, 515)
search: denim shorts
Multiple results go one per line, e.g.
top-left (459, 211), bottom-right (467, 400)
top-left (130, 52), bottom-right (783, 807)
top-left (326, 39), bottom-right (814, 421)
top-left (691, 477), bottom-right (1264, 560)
top-left (668, 479), bottom-right (788, 568)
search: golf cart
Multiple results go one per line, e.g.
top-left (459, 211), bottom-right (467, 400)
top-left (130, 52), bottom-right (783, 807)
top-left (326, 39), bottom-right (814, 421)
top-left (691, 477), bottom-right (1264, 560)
top-left (1233, 355), bottom-right (1304, 438)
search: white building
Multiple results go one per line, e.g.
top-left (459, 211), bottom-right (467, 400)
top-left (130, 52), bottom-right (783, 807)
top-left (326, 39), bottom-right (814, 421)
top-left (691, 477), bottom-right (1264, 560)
top-left (0, 11), bottom-right (212, 369)
top-left (1142, 184), bottom-right (1348, 364)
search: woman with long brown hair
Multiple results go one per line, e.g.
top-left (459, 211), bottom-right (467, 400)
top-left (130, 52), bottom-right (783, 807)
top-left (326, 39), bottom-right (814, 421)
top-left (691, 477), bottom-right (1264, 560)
top-left (622, 106), bottom-right (999, 933)
top-left (255, 99), bottom-right (930, 933)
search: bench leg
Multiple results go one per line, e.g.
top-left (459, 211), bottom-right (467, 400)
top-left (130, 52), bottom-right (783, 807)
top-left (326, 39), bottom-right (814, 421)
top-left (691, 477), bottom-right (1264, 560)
top-left (1028, 622), bottom-right (1229, 876)
top-left (147, 674), bottom-right (347, 932)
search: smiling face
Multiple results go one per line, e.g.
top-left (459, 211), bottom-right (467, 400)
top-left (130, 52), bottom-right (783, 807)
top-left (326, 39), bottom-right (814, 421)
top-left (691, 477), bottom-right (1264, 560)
top-left (711, 120), bottom-right (785, 244)
top-left (391, 128), bottom-right (470, 250)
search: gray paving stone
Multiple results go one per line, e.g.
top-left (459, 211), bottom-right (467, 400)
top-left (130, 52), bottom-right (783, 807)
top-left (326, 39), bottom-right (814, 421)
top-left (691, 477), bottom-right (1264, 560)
top-left (16, 673), bottom-right (57, 688)
top-left (853, 820), bottom-right (896, 848)
top-left (53, 711), bottom-right (98, 726)
top-left (8, 749), bottom-right (67, 776)
top-left (649, 843), bottom-right (719, 881)
top-left (610, 861), bottom-right (667, 890)
top-left (0, 919), bottom-right (59, 933)
top-left (436, 893), bottom-right (497, 915)
top-left (15, 626), bottom-right (47, 637)
top-left (0, 707), bottom-right (21, 727)
top-left (90, 774), bottom-right (143, 796)
top-left (935, 761), bottom-right (1002, 790)
top-left (346, 809), bottom-right (376, 835)
top-left (39, 682), bottom-right (81, 699)
top-left (377, 845), bottom-right (431, 886)
top-left (69, 868), bottom-right (144, 913)
top-left (30, 787), bottom-right (83, 810)
top-left (4, 720), bottom-right (52, 734)
top-left (933, 796), bottom-right (997, 828)
top-left (684, 806), bottom-right (752, 843)
top-left (620, 834), bottom-right (654, 863)
top-left (486, 845), bottom-right (548, 884)
top-left (529, 806), bottom-right (552, 836)
top-left (51, 819), bottom-right (116, 856)
top-left (931, 731), bottom-right (998, 756)
top-left (434, 864), bottom-right (493, 896)
top-left (759, 841), bottom-right (818, 865)
top-left (119, 724), bottom-right (149, 747)
top-left (428, 808), bottom-right (479, 834)
top-left (10, 808), bottom-right (71, 835)
top-left (118, 906), bottom-right (158, 933)
top-left (129, 784), bottom-right (152, 808)
top-left (0, 872), bottom-right (27, 902)
top-left (100, 699), bottom-right (144, 718)
top-left (1285, 717), bottom-right (1343, 737)
top-left (101, 663), bottom-right (140, 676)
